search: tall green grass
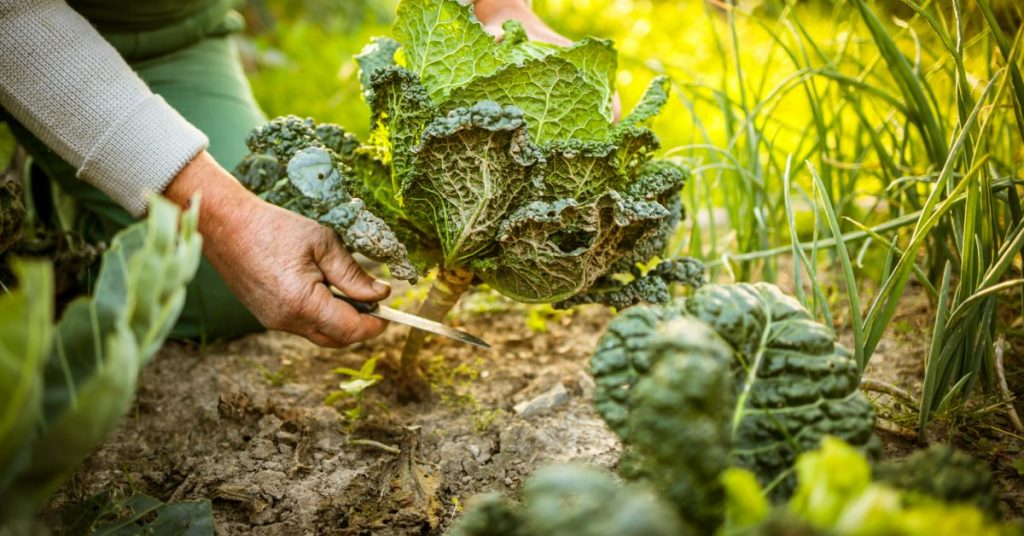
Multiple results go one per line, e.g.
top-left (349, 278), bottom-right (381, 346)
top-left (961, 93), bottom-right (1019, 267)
top-left (649, 0), bottom-right (1024, 432)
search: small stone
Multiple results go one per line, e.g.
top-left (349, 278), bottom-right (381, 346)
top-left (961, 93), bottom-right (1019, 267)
top-left (276, 430), bottom-right (299, 444)
top-left (474, 448), bottom-right (491, 465)
top-left (513, 383), bottom-right (569, 417)
top-left (280, 384), bottom-right (304, 397)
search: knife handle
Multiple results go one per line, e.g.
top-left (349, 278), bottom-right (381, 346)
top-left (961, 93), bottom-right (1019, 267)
top-left (328, 285), bottom-right (380, 314)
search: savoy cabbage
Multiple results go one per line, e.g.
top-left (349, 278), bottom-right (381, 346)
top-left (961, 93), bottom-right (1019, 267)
top-left (591, 282), bottom-right (879, 503)
top-left (235, 0), bottom-right (698, 396)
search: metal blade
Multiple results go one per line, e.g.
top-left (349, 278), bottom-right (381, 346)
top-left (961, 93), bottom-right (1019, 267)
top-left (370, 305), bottom-right (492, 349)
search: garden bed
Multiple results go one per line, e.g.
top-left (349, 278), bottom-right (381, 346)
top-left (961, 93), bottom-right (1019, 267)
top-left (42, 283), bottom-right (1024, 535)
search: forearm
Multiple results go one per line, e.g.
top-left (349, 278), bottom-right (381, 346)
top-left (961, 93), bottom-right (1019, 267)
top-left (0, 0), bottom-right (207, 216)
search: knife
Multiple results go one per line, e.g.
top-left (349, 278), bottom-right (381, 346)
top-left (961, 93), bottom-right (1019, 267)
top-left (329, 285), bottom-right (491, 349)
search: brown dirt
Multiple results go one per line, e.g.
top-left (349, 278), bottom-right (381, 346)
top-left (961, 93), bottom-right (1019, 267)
top-left (41, 280), bottom-right (1024, 534)
top-left (42, 290), bottom-right (620, 535)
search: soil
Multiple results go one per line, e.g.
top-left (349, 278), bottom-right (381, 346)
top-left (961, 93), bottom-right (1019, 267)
top-left (41, 281), bottom-right (1024, 535)
top-left (42, 288), bottom-right (621, 536)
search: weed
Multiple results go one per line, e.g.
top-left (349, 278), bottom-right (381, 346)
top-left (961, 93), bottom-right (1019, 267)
top-left (524, 304), bottom-right (574, 334)
top-left (257, 360), bottom-right (294, 387)
top-left (326, 355), bottom-right (385, 424)
top-left (424, 354), bottom-right (502, 432)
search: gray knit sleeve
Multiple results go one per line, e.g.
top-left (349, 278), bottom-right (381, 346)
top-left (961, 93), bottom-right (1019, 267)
top-left (0, 0), bottom-right (209, 216)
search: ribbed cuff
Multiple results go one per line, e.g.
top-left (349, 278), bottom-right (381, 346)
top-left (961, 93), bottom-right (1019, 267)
top-left (78, 95), bottom-right (208, 216)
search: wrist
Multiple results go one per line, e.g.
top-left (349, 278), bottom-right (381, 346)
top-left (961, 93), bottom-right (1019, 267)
top-left (163, 151), bottom-right (263, 243)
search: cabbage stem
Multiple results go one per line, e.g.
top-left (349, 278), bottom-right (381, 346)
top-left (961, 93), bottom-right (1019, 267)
top-left (398, 266), bottom-right (474, 401)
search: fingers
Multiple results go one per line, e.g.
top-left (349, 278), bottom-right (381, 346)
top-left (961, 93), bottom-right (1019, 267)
top-left (298, 282), bottom-right (389, 348)
top-left (264, 226), bottom-right (390, 347)
top-left (314, 228), bottom-right (391, 302)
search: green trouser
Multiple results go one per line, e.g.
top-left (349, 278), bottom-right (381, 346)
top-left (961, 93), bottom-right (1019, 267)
top-left (8, 35), bottom-right (266, 341)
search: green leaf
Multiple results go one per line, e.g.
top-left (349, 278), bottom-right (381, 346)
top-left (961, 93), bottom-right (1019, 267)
top-left (497, 20), bottom-right (559, 63)
top-left (625, 317), bottom-right (734, 532)
top-left (402, 101), bottom-right (543, 267)
top-left (539, 140), bottom-right (625, 201)
top-left (475, 192), bottom-right (667, 303)
top-left (443, 39), bottom-right (617, 143)
top-left (338, 377), bottom-right (380, 396)
top-left (235, 117), bottom-right (420, 282)
top-left (617, 76), bottom-right (671, 130)
top-left (287, 147), bottom-right (346, 201)
top-left (526, 466), bottom-right (685, 536)
top-left (355, 36), bottom-right (401, 97)
top-left (393, 0), bottom-right (508, 100)
top-left (788, 437), bottom-right (872, 529)
top-left (591, 282), bottom-right (878, 500)
top-left (0, 260), bottom-right (53, 491)
top-left (365, 67), bottom-right (437, 205)
top-left (0, 196), bottom-right (202, 518)
top-left (722, 468), bottom-right (769, 531)
top-left (93, 493), bottom-right (214, 536)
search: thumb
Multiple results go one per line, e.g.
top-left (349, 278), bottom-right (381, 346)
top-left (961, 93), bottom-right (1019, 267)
top-left (316, 233), bottom-right (391, 302)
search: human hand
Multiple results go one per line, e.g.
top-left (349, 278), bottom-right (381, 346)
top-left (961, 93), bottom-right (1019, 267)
top-left (472, 0), bottom-right (622, 119)
top-left (164, 151), bottom-right (390, 347)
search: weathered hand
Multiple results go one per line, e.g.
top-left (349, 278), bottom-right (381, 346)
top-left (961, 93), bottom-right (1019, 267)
top-left (473, 0), bottom-right (622, 119)
top-left (165, 151), bottom-right (390, 347)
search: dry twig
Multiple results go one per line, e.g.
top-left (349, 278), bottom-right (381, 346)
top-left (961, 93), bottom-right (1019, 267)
top-left (860, 378), bottom-right (918, 409)
top-left (349, 438), bottom-right (402, 455)
top-left (874, 418), bottom-right (920, 441)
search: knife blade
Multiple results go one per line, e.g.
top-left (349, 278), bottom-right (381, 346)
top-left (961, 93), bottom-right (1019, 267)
top-left (329, 285), bottom-right (491, 349)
